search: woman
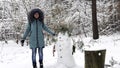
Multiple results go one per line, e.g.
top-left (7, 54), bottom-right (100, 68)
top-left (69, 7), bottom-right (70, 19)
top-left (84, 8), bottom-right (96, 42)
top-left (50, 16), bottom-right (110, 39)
top-left (21, 8), bottom-right (55, 68)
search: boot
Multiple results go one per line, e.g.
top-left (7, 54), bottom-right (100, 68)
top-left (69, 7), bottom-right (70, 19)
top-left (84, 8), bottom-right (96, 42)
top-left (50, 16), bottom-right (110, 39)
top-left (40, 60), bottom-right (43, 68)
top-left (33, 62), bottom-right (37, 68)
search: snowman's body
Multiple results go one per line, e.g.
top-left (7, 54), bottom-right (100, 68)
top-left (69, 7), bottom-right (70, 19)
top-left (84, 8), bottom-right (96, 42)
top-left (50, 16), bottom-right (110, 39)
top-left (55, 33), bottom-right (75, 68)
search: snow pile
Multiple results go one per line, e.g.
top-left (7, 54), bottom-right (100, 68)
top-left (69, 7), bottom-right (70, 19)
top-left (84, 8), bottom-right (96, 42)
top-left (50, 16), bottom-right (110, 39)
top-left (0, 33), bottom-right (120, 68)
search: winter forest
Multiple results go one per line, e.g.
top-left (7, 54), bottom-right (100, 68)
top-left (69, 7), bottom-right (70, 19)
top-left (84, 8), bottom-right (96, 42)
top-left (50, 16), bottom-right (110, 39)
top-left (0, 0), bottom-right (120, 68)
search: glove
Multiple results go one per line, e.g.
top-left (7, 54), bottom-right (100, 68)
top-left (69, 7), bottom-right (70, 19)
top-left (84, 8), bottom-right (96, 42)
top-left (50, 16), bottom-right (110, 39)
top-left (21, 40), bottom-right (24, 46)
top-left (53, 33), bottom-right (56, 36)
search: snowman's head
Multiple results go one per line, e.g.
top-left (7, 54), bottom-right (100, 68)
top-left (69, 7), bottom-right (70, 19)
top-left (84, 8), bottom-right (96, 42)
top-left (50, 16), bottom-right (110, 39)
top-left (57, 32), bottom-right (69, 41)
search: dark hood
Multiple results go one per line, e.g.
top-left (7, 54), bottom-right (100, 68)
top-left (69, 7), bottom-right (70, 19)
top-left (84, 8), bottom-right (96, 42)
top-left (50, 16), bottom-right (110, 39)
top-left (27, 8), bottom-right (44, 23)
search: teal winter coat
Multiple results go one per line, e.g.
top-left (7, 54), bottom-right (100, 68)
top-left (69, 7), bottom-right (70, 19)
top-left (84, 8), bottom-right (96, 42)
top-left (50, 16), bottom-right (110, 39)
top-left (22, 20), bottom-right (54, 49)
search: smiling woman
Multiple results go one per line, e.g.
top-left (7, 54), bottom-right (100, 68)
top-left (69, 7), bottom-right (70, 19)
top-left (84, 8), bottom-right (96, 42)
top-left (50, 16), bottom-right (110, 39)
top-left (21, 8), bottom-right (56, 68)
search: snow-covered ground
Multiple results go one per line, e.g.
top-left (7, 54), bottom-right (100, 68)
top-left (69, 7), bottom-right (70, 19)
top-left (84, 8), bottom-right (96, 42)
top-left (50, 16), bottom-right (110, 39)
top-left (0, 33), bottom-right (120, 68)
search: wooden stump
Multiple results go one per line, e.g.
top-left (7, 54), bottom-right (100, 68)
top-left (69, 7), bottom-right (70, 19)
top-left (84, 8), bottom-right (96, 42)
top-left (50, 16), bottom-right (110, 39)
top-left (85, 49), bottom-right (106, 68)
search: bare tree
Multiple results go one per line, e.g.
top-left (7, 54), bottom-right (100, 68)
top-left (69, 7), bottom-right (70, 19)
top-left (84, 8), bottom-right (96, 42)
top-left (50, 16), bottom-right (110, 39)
top-left (92, 0), bottom-right (99, 39)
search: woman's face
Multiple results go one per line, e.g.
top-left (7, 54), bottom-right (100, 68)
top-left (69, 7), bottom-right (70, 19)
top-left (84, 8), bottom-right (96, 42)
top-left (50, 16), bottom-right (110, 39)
top-left (34, 12), bottom-right (39, 19)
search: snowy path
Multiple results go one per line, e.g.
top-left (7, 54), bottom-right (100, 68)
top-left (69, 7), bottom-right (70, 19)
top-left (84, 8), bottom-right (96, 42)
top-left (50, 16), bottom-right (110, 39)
top-left (0, 41), bottom-right (82, 68)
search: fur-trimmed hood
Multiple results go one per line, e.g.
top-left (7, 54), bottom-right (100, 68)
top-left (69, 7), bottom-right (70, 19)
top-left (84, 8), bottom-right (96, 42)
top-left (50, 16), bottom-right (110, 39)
top-left (27, 8), bottom-right (44, 23)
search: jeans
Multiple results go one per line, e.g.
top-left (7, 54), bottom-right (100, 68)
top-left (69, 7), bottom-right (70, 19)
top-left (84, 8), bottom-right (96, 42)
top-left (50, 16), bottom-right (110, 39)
top-left (32, 48), bottom-right (43, 64)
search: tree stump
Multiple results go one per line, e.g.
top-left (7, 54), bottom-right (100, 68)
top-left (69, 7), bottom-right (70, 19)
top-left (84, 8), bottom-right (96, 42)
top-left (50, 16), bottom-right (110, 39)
top-left (85, 49), bottom-right (106, 68)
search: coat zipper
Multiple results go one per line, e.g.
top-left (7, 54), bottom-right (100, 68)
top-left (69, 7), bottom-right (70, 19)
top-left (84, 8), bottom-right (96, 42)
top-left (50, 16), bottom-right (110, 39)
top-left (36, 20), bottom-right (38, 47)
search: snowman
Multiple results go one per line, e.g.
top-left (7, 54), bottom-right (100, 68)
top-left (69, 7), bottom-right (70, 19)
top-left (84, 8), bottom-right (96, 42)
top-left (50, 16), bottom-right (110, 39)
top-left (53, 32), bottom-right (75, 68)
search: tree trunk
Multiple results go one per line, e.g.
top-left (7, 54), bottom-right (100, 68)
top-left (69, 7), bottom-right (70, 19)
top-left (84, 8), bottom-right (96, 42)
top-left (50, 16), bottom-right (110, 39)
top-left (92, 0), bottom-right (99, 39)
top-left (85, 50), bottom-right (106, 68)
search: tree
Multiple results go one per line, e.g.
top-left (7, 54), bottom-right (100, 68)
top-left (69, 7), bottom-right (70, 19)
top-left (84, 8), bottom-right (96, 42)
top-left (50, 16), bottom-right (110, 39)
top-left (92, 0), bottom-right (99, 39)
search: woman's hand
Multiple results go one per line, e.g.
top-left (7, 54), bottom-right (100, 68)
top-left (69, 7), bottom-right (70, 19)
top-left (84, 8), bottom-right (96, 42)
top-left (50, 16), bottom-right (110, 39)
top-left (53, 33), bottom-right (57, 36)
top-left (21, 40), bottom-right (25, 46)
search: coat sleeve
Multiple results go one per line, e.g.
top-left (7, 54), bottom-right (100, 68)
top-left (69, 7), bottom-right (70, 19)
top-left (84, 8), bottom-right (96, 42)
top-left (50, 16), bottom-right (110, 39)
top-left (22, 23), bottom-right (31, 40)
top-left (42, 24), bottom-right (54, 35)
